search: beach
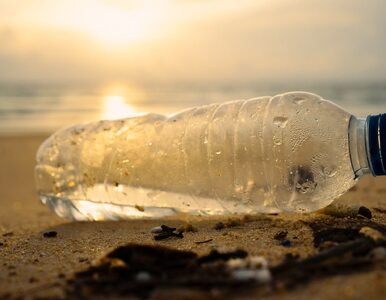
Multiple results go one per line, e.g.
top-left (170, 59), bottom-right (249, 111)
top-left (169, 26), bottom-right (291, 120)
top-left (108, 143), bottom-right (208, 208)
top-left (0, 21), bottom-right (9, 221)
top-left (2, 0), bottom-right (386, 297)
top-left (1, 134), bottom-right (386, 299)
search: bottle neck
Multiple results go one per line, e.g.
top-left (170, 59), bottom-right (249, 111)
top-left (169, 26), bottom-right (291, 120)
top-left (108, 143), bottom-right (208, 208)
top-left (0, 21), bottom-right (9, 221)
top-left (349, 117), bottom-right (371, 179)
top-left (349, 114), bottom-right (386, 178)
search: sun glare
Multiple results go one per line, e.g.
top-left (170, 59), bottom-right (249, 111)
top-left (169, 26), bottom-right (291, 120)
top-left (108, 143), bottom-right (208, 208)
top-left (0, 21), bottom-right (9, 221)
top-left (70, 1), bottom-right (168, 46)
top-left (102, 95), bottom-right (139, 120)
top-left (101, 83), bottom-right (145, 120)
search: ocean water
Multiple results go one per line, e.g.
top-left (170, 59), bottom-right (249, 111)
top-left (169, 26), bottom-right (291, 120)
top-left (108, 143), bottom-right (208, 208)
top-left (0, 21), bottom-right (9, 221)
top-left (1, 81), bottom-right (386, 133)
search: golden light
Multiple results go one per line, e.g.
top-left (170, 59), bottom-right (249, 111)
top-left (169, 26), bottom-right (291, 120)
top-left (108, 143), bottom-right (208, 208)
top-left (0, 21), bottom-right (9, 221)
top-left (101, 83), bottom-right (145, 120)
top-left (68, 1), bottom-right (169, 46)
top-left (102, 95), bottom-right (139, 120)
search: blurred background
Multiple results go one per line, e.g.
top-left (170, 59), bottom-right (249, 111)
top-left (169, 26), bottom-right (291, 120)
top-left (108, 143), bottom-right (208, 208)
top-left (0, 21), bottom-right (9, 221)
top-left (1, 0), bottom-right (386, 133)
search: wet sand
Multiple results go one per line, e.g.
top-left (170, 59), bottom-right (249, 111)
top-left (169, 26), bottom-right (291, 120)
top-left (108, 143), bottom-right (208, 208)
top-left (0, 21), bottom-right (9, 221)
top-left (0, 134), bottom-right (386, 299)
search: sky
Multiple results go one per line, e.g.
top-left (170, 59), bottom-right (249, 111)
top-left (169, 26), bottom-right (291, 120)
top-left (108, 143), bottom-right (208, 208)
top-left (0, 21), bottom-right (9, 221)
top-left (0, 0), bottom-right (386, 85)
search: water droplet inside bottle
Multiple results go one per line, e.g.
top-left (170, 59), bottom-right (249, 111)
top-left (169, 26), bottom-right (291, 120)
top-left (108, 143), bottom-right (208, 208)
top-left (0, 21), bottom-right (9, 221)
top-left (295, 182), bottom-right (316, 194)
top-left (234, 184), bottom-right (243, 193)
top-left (293, 97), bottom-right (306, 104)
top-left (273, 116), bottom-right (288, 128)
top-left (288, 166), bottom-right (317, 194)
top-left (147, 190), bottom-right (161, 199)
top-left (321, 166), bottom-right (337, 178)
top-left (216, 151), bottom-right (222, 155)
top-left (67, 181), bottom-right (76, 188)
top-left (273, 136), bottom-right (282, 145)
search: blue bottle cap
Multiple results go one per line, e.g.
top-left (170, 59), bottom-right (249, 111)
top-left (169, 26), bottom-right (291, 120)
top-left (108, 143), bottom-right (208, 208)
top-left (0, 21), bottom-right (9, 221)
top-left (367, 114), bottom-right (386, 176)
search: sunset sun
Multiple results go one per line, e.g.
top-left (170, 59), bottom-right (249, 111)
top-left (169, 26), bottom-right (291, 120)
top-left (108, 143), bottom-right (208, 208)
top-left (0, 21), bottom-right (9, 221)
top-left (65, 1), bottom-right (168, 46)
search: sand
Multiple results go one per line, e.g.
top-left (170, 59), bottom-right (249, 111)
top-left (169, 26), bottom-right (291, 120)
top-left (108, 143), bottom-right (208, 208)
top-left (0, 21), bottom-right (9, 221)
top-left (0, 134), bottom-right (386, 299)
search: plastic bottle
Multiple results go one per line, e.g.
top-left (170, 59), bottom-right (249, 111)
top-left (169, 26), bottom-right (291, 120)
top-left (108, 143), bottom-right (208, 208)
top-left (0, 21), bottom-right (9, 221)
top-left (35, 92), bottom-right (386, 220)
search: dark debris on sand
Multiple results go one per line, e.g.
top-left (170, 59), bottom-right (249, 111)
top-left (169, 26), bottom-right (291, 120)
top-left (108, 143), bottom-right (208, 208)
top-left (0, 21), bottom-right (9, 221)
top-left (43, 231), bottom-right (57, 238)
top-left (65, 245), bottom-right (257, 299)
top-left (63, 217), bottom-right (386, 299)
top-left (274, 231), bottom-right (288, 240)
top-left (271, 218), bottom-right (386, 289)
top-left (319, 204), bottom-right (372, 219)
top-left (152, 225), bottom-right (184, 240)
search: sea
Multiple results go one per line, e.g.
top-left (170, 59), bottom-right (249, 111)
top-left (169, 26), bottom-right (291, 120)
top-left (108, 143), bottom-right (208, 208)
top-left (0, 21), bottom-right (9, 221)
top-left (1, 81), bottom-right (386, 134)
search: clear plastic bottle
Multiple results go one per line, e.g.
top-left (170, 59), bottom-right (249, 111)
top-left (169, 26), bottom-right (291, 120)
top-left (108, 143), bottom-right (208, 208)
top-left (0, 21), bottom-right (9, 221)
top-left (35, 92), bottom-right (385, 220)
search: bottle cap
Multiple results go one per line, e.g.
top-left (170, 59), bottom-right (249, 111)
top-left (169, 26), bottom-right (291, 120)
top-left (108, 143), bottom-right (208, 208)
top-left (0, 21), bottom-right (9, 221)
top-left (367, 114), bottom-right (386, 176)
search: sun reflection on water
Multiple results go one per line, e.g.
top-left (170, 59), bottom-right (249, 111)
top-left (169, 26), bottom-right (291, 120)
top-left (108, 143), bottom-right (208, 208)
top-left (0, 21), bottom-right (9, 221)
top-left (101, 83), bottom-right (145, 120)
top-left (102, 95), bottom-right (142, 120)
